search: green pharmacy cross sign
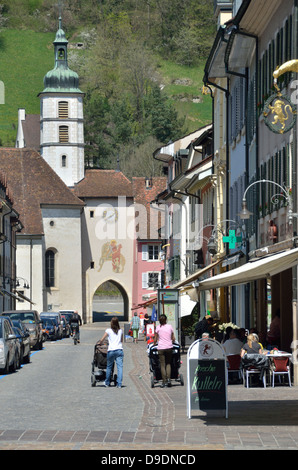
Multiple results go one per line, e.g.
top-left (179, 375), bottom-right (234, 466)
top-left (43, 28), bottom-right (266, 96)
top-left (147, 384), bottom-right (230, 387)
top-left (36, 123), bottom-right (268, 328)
top-left (222, 230), bottom-right (242, 249)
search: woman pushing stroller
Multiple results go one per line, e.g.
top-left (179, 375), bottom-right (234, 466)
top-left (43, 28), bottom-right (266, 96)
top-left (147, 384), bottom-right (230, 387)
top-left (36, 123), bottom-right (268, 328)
top-left (98, 317), bottom-right (124, 389)
top-left (154, 314), bottom-right (175, 388)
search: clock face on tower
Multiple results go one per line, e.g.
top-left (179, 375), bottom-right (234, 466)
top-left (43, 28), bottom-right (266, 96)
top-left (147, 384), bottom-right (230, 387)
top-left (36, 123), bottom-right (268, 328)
top-left (102, 208), bottom-right (118, 222)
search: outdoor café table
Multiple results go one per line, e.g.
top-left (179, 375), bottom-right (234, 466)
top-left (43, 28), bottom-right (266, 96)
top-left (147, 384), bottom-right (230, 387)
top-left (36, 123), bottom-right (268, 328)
top-left (266, 351), bottom-right (292, 358)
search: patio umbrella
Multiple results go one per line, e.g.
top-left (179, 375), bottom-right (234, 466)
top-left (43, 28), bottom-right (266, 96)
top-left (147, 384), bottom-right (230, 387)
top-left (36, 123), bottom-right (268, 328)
top-left (151, 304), bottom-right (157, 322)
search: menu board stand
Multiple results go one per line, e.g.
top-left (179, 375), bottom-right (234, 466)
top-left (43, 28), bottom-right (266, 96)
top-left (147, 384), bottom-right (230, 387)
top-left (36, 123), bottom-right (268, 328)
top-left (187, 338), bottom-right (228, 419)
top-left (157, 288), bottom-right (179, 344)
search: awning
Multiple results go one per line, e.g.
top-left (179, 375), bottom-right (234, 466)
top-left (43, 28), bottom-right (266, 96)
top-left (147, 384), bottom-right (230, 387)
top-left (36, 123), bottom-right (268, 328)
top-left (1, 289), bottom-right (19, 300)
top-left (1, 288), bottom-right (36, 304)
top-left (199, 248), bottom-right (298, 291)
top-left (180, 293), bottom-right (197, 318)
top-left (15, 291), bottom-right (36, 305)
top-left (172, 258), bottom-right (223, 289)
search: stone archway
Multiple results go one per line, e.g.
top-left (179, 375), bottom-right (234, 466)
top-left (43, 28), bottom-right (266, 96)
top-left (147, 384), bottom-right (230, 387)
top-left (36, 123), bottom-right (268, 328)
top-left (92, 279), bottom-right (129, 322)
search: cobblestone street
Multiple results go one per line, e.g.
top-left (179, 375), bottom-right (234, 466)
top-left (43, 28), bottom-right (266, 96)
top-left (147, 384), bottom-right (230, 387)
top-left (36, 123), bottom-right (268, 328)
top-left (1, 323), bottom-right (298, 451)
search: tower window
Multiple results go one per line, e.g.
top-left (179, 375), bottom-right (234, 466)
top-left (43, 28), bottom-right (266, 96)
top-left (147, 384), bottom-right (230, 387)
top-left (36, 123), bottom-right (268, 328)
top-left (58, 48), bottom-right (65, 60)
top-left (58, 101), bottom-right (68, 119)
top-left (59, 125), bottom-right (69, 143)
top-left (45, 249), bottom-right (55, 287)
top-left (61, 155), bottom-right (67, 167)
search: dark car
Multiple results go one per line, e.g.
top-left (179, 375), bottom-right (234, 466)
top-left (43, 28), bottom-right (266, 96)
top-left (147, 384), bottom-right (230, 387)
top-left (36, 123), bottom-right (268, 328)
top-left (1, 310), bottom-right (43, 350)
top-left (12, 320), bottom-right (31, 364)
top-left (41, 318), bottom-right (58, 341)
top-left (40, 312), bottom-right (63, 340)
top-left (61, 316), bottom-right (71, 338)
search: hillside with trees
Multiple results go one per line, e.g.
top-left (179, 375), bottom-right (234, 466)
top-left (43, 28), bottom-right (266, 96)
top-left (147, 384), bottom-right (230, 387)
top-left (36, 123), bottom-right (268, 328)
top-left (0, 0), bottom-right (215, 177)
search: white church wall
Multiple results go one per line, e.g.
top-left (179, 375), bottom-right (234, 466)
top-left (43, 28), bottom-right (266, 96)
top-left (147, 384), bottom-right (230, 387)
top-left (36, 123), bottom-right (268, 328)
top-left (42, 206), bottom-right (83, 314)
top-left (15, 237), bottom-right (44, 313)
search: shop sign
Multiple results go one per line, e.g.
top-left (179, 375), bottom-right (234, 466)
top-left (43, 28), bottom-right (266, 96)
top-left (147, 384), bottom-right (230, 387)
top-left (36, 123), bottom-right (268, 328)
top-left (263, 92), bottom-right (296, 134)
top-left (187, 338), bottom-right (228, 419)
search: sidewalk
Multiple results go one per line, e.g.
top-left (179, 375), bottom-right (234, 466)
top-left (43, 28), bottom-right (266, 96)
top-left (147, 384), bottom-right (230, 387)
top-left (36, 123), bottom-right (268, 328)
top-left (126, 336), bottom-right (298, 450)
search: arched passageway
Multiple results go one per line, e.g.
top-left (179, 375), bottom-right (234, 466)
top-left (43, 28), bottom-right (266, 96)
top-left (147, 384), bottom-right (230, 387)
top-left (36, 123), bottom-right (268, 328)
top-left (92, 280), bottom-right (129, 322)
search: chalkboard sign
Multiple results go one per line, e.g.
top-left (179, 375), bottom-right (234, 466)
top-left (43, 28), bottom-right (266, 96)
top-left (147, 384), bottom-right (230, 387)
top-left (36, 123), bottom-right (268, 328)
top-left (187, 339), bottom-right (228, 418)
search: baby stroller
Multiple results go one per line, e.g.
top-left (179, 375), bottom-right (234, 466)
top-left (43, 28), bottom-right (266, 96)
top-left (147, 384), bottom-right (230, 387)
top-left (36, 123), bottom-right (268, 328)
top-left (91, 342), bottom-right (117, 387)
top-left (148, 341), bottom-right (184, 388)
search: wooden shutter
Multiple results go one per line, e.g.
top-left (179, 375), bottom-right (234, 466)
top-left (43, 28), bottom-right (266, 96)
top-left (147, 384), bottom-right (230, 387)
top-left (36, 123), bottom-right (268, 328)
top-left (142, 245), bottom-right (148, 260)
top-left (58, 101), bottom-right (68, 119)
top-left (59, 125), bottom-right (69, 143)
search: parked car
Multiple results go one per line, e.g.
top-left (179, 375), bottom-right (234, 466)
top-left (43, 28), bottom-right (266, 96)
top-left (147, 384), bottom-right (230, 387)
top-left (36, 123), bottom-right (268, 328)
top-left (40, 312), bottom-right (63, 340)
top-left (59, 310), bottom-right (76, 336)
top-left (1, 310), bottom-right (43, 350)
top-left (41, 318), bottom-right (58, 341)
top-left (2, 317), bottom-right (21, 369)
top-left (12, 320), bottom-right (31, 364)
top-left (0, 317), bottom-right (19, 374)
top-left (61, 316), bottom-right (70, 337)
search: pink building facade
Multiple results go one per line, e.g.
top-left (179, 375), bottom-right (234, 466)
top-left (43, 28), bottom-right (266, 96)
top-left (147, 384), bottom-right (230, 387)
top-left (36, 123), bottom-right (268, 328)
top-left (131, 177), bottom-right (167, 314)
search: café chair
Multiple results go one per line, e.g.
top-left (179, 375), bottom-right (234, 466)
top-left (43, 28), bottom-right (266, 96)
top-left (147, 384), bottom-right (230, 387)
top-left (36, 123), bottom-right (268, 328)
top-left (241, 353), bottom-right (269, 388)
top-left (244, 367), bottom-right (267, 388)
top-left (271, 357), bottom-right (291, 387)
top-left (226, 354), bottom-right (242, 381)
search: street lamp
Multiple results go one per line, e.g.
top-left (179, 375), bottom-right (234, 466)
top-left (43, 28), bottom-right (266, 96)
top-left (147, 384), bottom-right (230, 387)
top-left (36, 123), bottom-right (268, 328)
top-left (239, 179), bottom-right (296, 224)
top-left (15, 277), bottom-right (30, 289)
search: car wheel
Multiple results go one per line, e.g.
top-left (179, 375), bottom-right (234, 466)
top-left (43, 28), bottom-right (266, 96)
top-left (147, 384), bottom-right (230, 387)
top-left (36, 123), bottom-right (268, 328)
top-left (24, 352), bottom-right (30, 364)
top-left (9, 353), bottom-right (17, 373)
top-left (17, 350), bottom-right (22, 369)
top-left (1, 356), bottom-right (9, 374)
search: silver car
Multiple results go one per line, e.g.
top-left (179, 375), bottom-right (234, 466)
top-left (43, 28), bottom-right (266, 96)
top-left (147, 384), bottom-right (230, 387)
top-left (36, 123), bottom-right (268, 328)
top-left (0, 317), bottom-right (18, 374)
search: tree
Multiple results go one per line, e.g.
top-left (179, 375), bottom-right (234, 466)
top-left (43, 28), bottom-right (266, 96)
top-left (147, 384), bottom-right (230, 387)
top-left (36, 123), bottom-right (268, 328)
top-left (145, 85), bottom-right (186, 143)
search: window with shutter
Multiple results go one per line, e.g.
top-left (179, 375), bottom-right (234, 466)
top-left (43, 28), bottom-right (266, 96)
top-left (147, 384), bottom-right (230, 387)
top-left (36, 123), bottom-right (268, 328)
top-left (59, 125), bottom-right (69, 143)
top-left (148, 245), bottom-right (159, 260)
top-left (58, 101), bottom-right (68, 119)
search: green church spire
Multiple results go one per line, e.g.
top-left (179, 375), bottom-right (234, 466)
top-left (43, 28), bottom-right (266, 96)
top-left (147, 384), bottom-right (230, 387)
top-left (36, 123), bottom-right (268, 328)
top-left (42, 17), bottom-right (83, 93)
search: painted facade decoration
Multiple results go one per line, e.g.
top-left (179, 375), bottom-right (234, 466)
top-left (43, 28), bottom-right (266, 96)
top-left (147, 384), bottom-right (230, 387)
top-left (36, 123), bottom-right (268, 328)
top-left (98, 240), bottom-right (125, 273)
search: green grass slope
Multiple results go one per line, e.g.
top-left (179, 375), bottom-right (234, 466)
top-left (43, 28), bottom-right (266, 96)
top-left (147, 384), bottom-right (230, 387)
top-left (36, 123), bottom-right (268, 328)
top-left (0, 29), bottom-right (53, 146)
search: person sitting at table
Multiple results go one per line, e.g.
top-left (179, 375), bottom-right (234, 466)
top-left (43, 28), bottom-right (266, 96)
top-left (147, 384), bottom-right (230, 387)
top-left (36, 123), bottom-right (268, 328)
top-left (251, 332), bottom-right (263, 350)
top-left (240, 334), bottom-right (262, 357)
top-left (223, 329), bottom-right (243, 355)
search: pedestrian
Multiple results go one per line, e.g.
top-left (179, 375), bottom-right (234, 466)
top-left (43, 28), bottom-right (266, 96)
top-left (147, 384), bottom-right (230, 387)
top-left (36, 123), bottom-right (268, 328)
top-left (98, 317), bottom-right (124, 389)
top-left (131, 312), bottom-right (140, 344)
top-left (154, 314), bottom-right (175, 388)
top-left (70, 310), bottom-right (82, 343)
top-left (194, 314), bottom-right (214, 340)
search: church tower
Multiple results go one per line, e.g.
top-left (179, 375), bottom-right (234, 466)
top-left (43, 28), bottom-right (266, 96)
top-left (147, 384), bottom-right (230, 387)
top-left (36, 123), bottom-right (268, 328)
top-left (39, 17), bottom-right (84, 187)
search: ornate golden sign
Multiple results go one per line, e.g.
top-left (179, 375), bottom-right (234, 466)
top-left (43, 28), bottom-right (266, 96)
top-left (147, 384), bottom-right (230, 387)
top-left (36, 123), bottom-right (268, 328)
top-left (263, 92), bottom-right (296, 134)
top-left (263, 61), bottom-right (298, 134)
